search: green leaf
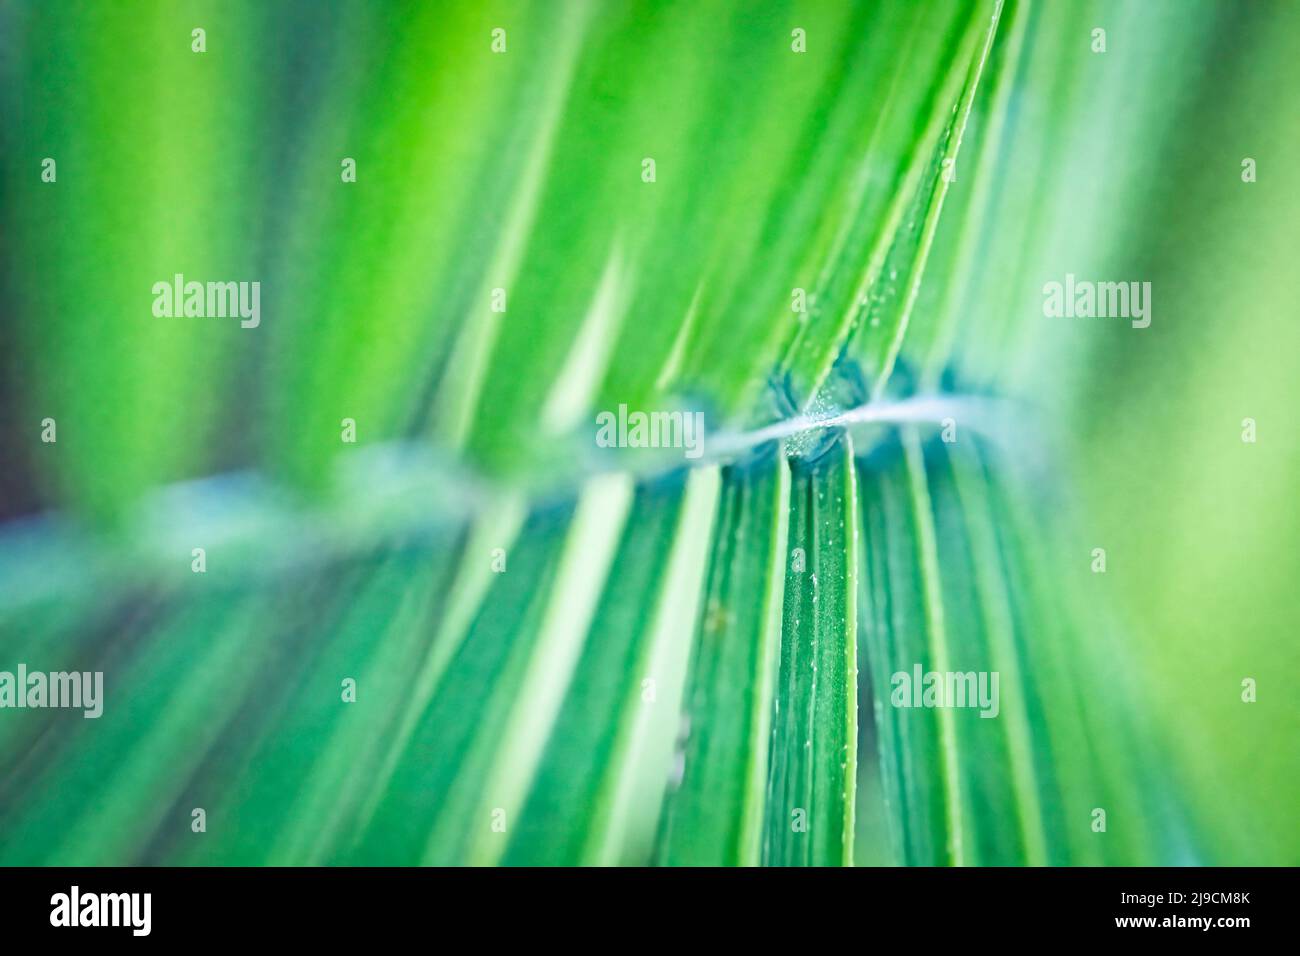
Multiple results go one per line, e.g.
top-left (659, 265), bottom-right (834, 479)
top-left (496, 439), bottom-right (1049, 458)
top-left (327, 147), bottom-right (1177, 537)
top-left (349, 501), bottom-right (577, 864)
top-left (765, 434), bottom-right (858, 866)
top-left (6, 0), bottom-right (1285, 870)
top-left (657, 445), bottom-right (789, 866)
top-left (504, 465), bottom-right (719, 865)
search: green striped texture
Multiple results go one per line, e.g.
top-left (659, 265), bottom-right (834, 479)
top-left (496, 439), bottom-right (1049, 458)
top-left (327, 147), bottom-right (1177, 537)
top-left (2, 0), bottom-right (1297, 865)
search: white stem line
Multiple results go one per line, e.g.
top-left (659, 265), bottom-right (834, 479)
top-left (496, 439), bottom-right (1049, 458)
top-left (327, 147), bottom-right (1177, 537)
top-left (705, 393), bottom-right (1002, 460)
top-left (0, 394), bottom-right (1022, 615)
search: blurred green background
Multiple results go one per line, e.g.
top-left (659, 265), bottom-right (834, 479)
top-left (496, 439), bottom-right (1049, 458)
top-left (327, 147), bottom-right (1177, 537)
top-left (0, 0), bottom-right (1296, 865)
